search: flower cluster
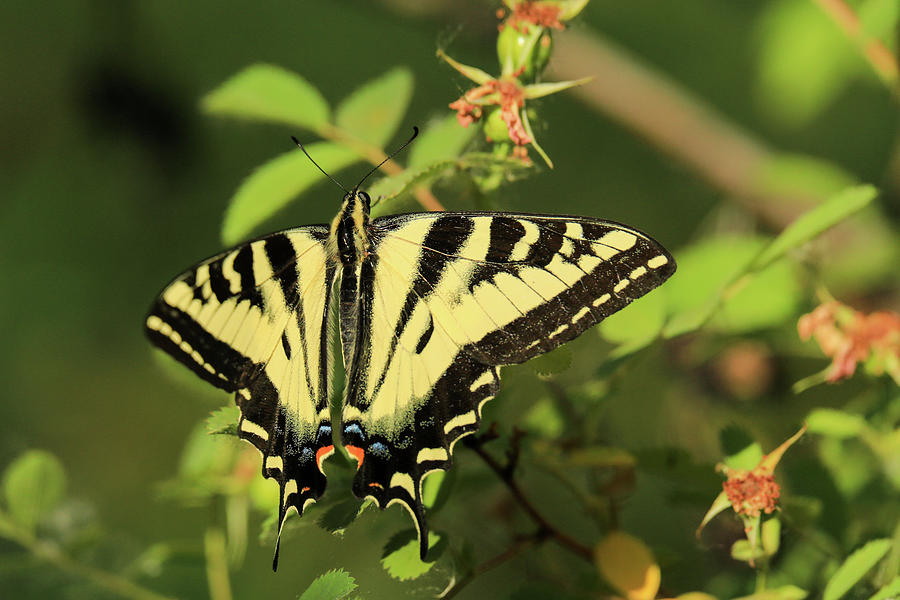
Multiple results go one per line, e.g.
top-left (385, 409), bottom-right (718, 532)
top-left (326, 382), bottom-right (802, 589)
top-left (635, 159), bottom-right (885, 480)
top-left (798, 300), bottom-right (900, 385)
top-left (440, 0), bottom-right (591, 167)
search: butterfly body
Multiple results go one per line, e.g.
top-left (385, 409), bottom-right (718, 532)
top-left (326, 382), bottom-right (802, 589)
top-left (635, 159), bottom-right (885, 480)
top-left (145, 188), bottom-right (676, 564)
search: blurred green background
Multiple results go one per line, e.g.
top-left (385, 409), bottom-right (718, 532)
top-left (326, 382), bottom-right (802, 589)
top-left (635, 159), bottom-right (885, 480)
top-left (1, 1), bottom-right (898, 598)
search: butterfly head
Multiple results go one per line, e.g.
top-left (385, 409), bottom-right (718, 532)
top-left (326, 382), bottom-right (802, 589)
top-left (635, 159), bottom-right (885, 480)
top-left (333, 189), bottom-right (373, 265)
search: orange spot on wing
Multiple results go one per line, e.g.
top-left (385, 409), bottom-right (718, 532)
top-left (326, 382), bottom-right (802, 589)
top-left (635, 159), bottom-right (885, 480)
top-left (315, 445), bottom-right (334, 473)
top-left (368, 482), bottom-right (383, 489)
top-left (301, 486), bottom-right (310, 493)
top-left (344, 445), bottom-right (365, 470)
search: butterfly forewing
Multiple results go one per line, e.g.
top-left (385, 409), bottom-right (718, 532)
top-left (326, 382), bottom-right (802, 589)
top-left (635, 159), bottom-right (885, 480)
top-left (340, 212), bottom-right (675, 558)
top-left (145, 228), bottom-right (337, 538)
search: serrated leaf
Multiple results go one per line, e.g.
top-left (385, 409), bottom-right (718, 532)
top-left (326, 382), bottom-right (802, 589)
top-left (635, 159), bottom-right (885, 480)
top-left (381, 529), bottom-right (441, 580)
top-left (368, 159), bottom-right (457, 217)
top-left (751, 185), bottom-right (877, 272)
top-left (298, 569), bottom-right (357, 600)
top-left (1, 451), bottom-right (66, 532)
top-left (806, 408), bottom-right (868, 439)
top-left (594, 531), bottom-right (661, 600)
top-left (336, 67), bottom-right (413, 148)
top-left (824, 539), bottom-right (893, 600)
top-left (206, 406), bottom-right (240, 436)
top-left (222, 142), bottom-right (359, 244)
top-left (407, 114), bottom-right (477, 169)
top-left (202, 64), bottom-right (330, 131)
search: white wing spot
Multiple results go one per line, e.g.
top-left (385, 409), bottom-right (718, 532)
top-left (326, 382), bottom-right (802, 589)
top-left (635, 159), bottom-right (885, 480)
top-left (599, 230), bottom-right (637, 251)
top-left (648, 255), bottom-right (669, 269)
top-left (240, 419), bottom-right (269, 441)
top-left (390, 472), bottom-right (416, 497)
top-left (469, 370), bottom-right (495, 392)
top-left (266, 455), bottom-right (284, 472)
top-left (593, 293), bottom-right (611, 307)
top-left (283, 480), bottom-right (298, 502)
top-left (549, 323), bottom-right (568, 338)
top-left (509, 220), bottom-right (541, 261)
top-left (614, 279), bottom-right (630, 293)
top-left (444, 411), bottom-right (477, 434)
top-left (417, 447), bottom-right (449, 463)
top-left (572, 306), bottom-right (591, 323)
top-left (629, 266), bottom-right (648, 280)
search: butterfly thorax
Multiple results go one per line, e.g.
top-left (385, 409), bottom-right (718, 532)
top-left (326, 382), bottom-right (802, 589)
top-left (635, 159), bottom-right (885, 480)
top-left (331, 189), bottom-right (372, 267)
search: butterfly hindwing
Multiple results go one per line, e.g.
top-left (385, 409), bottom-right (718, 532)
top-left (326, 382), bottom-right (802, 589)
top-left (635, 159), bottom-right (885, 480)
top-left (340, 212), bottom-right (675, 558)
top-left (144, 228), bottom-right (337, 554)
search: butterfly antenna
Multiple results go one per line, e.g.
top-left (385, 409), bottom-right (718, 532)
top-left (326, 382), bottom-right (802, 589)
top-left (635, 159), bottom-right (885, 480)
top-left (354, 126), bottom-right (419, 190)
top-left (291, 136), bottom-right (349, 194)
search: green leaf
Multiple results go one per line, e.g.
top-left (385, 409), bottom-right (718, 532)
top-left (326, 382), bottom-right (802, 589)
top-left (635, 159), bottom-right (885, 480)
top-left (761, 517), bottom-right (782, 556)
top-left (751, 185), bottom-right (877, 272)
top-left (806, 408), bottom-right (868, 439)
top-left (860, 0), bottom-right (900, 49)
top-left (297, 569), bottom-right (357, 600)
top-left (381, 529), bottom-right (441, 580)
top-left (421, 467), bottom-right (456, 513)
top-left (600, 285), bottom-right (666, 345)
top-left (368, 159), bottom-right (457, 217)
top-left (222, 142), bottom-right (359, 244)
top-left (206, 406), bottom-right (240, 436)
top-left (335, 67), bottom-right (413, 148)
top-left (824, 539), bottom-right (892, 600)
top-left (317, 497), bottom-right (365, 535)
top-left (407, 114), bottom-right (476, 169)
top-left (721, 425), bottom-right (763, 471)
top-left (1, 450), bottom-right (66, 532)
top-left (753, 152), bottom-right (857, 201)
top-left (529, 345), bottom-right (572, 376)
top-left (733, 585), bottom-right (808, 600)
top-left (523, 399), bottom-right (565, 438)
top-left (869, 576), bottom-right (900, 600)
top-left (202, 64), bottom-right (330, 131)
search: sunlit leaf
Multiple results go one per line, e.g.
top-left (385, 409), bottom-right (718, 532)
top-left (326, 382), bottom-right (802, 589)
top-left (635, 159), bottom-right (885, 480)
top-left (751, 185), bottom-right (877, 272)
top-left (1, 450), bottom-right (66, 532)
top-left (869, 576), bottom-right (900, 600)
top-left (381, 530), bottom-right (442, 580)
top-left (594, 531), bottom-right (661, 600)
top-left (206, 405), bottom-right (240, 436)
top-left (860, 0), bottom-right (900, 50)
top-left (806, 408), bottom-right (868, 439)
top-left (222, 142), bottom-right (359, 244)
top-left (368, 159), bottom-right (457, 217)
top-left (335, 67), bottom-right (413, 148)
top-left (202, 64), bottom-right (330, 131)
top-left (823, 538), bottom-right (892, 600)
top-left (761, 516), bottom-right (781, 556)
top-left (600, 285), bottom-right (666, 345)
top-left (297, 569), bottom-right (357, 600)
top-left (733, 585), bottom-right (808, 600)
top-left (721, 425), bottom-right (763, 471)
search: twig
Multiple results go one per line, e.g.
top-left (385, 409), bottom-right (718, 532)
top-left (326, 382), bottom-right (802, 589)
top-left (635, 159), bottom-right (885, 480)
top-left (0, 515), bottom-right (174, 600)
top-left (440, 535), bottom-right (539, 600)
top-left (464, 432), bottom-right (594, 562)
top-left (813, 0), bottom-right (899, 88)
top-left (204, 524), bottom-right (233, 600)
top-left (550, 30), bottom-right (818, 229)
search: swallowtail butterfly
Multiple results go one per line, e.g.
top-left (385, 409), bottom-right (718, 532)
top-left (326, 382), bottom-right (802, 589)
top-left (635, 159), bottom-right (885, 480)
top-left (145, 133), bottom-right (676, 567)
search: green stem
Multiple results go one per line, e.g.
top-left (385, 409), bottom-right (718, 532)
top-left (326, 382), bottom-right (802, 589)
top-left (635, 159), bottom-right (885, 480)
top-left (0, 514), bottom-right (173, 600)
top-left (204, 522), bottom-right (232, 600)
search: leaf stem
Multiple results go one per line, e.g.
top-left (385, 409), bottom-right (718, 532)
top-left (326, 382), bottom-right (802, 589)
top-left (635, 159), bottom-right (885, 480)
top-left (204, 525), bottom-right (233, 600)
top-left (0, 513), bottom-right (174, 600)
top-left (439, 535), bottom-right (538, 600)
top-left (464, 432), bottom-right (594, 562)
top-left (812, 0), bottom-right (899, 90)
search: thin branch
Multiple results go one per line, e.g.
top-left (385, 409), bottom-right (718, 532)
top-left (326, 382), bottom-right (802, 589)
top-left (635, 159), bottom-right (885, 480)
top-left (813, 0), bottom-right (899, 89)
top-left (0, 516), bottom-right (174, 600)
top-left (318, 123), bottom-right (445, 211)
top-left (204, 525), bottom-right (232, 600)
top-left (550, 30), bottom-right (818, 229)
top-left (464, 432), bottom-right (594, 562)
top-left (439, 535), bottom-right (539, 600)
